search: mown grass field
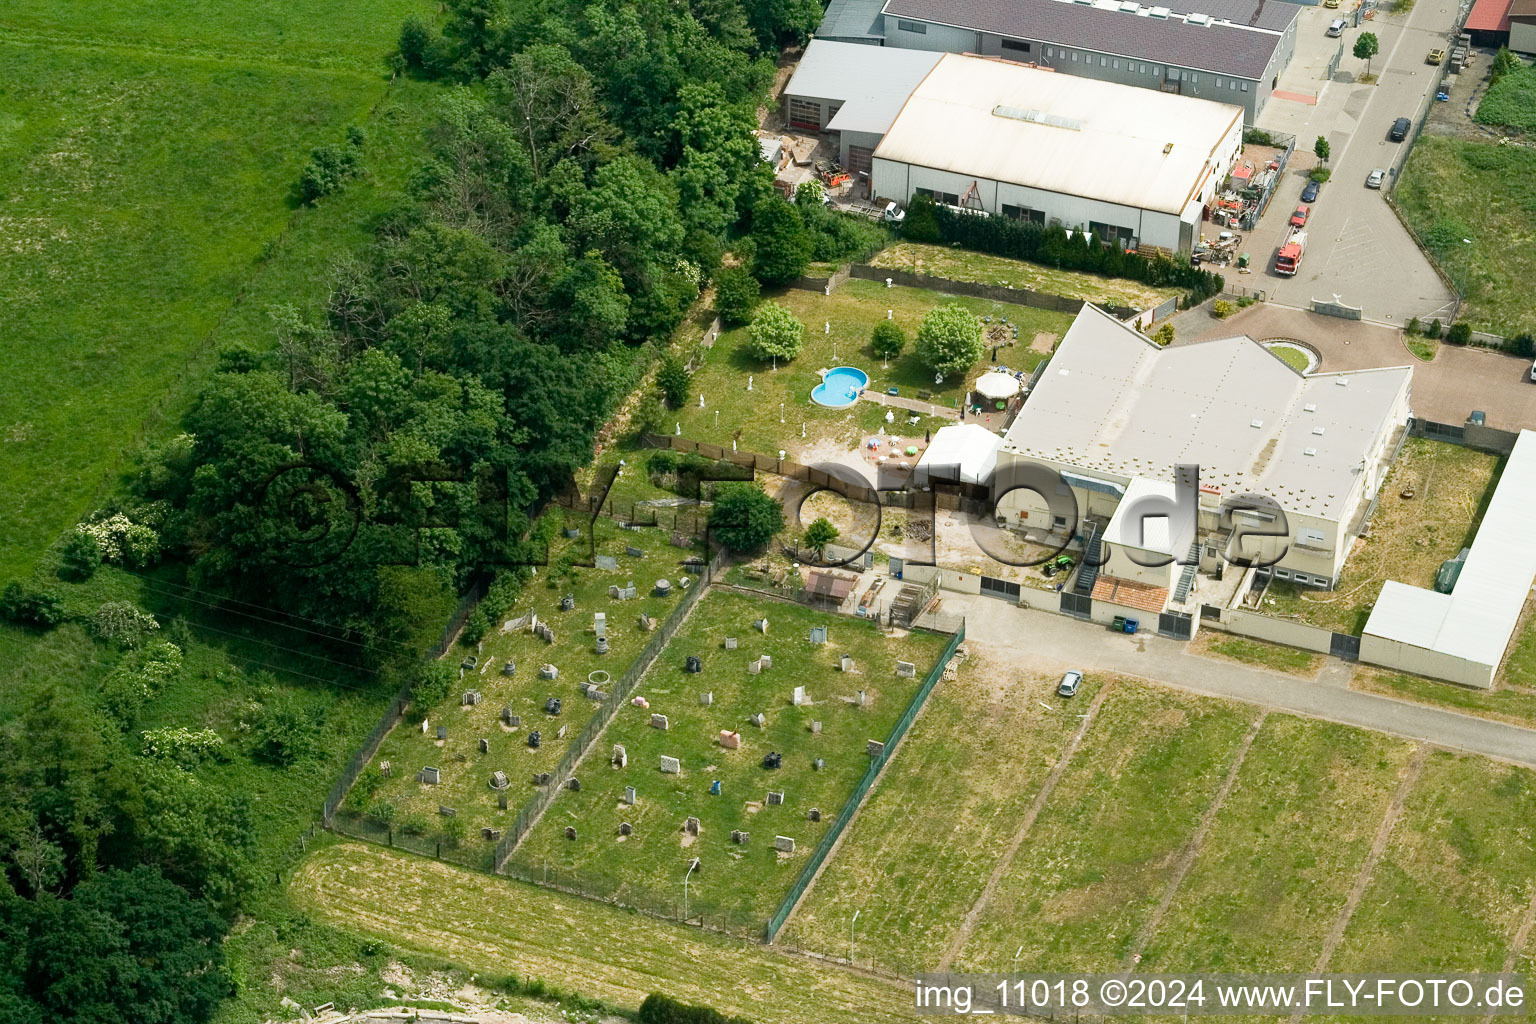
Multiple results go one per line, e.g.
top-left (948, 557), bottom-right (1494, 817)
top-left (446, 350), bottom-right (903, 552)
top-left (1327, 751), bottom-right (1536, 981)
top-left (953, 682), bottom-right (1256, 971)
top-left (1190, 632), bottom-right (1324, 677)
top-left (780, 662), bottom-right (1106, 972)
top-left (1261, 437), bottom-right (1500, 635)
top-left (676, 279), bottom-right (1071, 458)
top-left (1396, 136), bottom-right (1536, 336)
top-left (360, 515), bottom-right (701, 847)
top-left (866, 242), bottom-right (1182, 310)
top-left (291, 839), bottom-right (922, 1023)
top-left (508, 589), bottom-right (951, 930)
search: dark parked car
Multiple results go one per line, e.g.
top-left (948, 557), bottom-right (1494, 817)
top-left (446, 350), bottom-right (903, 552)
top-left (1390, 117), bottom-right (1411, 141)
top-left (1301, 179), bottom-right (1320, 203)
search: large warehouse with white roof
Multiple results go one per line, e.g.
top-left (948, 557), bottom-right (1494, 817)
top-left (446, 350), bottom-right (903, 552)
top-left (869, 53), bottom-right (1244, 252)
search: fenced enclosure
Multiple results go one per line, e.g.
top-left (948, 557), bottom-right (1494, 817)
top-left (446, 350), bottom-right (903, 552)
top-left (765, 622), bottom-right (965, 942)
top-left (492, 550), bottom-right (727, 869)
top-left (322, 574), bottom-right (489, 826)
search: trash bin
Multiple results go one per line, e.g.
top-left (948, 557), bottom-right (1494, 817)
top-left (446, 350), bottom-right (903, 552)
top-left (1124, 618), bottom-right (1139, 634)
top-left (1112, 615), bottom-right (1126, 632)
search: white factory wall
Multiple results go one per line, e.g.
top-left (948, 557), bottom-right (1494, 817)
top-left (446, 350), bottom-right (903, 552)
top-left (871, 158), bottom-right (1191, 250)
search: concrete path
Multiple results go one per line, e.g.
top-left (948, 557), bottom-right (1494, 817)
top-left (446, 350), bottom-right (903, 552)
top-left (947, 593), bottom-right (1536, 766)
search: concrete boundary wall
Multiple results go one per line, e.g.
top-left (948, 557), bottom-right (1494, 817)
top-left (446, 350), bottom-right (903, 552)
top-left (1205, 608), bottom-right (1336, 655)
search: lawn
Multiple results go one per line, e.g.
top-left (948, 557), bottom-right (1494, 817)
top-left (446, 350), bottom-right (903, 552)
top-left (1259, 437), bottom-right (1500, 635)
top-left (1474, 63), bottom-right (1536, 135)
top-left (1327, 751), bottom-right (1536, 978)
top-left (866, 242), bottom-right (1182, 311)
top-left (1191, 632), bottom-right (1323, 677)
top-left (506, 589), bottom-right (952, 931)
top-left (1135, 716), bottom-right (1414, 972)
top-left (0, 0), bottom-right (429, 72)
top-left (677, 278), bottom-right (1071, 458)
top-left (290, 840), bottom-right (922, 1023)
top-left (0, 41), bottom-right (432, 583)
top-left (1353, 665), bottom-right (1536, 730)
top-left (952, 681), bottom-right (1256, 971)
top-left (1396, 136), bottom-right (1536, 336)
top-left (780, 663), bottom-right (1107, 973)
top-left (358, 513), bottom-right (703, 854)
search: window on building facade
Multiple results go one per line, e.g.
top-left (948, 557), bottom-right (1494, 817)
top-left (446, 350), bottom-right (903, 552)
top-left (921, 188), bottom-right (960, 206)
top-left (1089, 221), bottom-right (1135, 247)
top-left (896, 18), bottom-right (927, 32)
top-left (1154, 65), bottom-right (1163, 75)
top-left (1001, 38), bottom-right (1031, 53)
top-left (1113, 58), bottom-right (1120, 69)
top-left (1100, 55), bottom-right (1108, 66)
top-left (1241, 81), bottom-right (1249, 91)
top-left (1215, 76), bottom-right (1223, 87)
top-left (1071, 51), bottom-right (1079, 61)
top-left (1001, 204), bottom-right (1046, 224)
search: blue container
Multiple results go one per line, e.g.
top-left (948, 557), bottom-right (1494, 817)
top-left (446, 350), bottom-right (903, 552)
top-left (1124, 618), bottom-right (1139, 634)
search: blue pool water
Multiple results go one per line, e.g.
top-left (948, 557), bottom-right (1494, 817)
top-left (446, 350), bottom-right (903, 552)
top-left (810, 366), bottom-right (869, 408)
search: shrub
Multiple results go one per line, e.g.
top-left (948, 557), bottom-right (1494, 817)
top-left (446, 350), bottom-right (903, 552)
top-left (411, 660), bottom-right (455, 706)
top-left (248, 693), bottom-right (321, 766)
top-left (708, 482), bottom-right (784, 552)
top-left (714, 265), bottom-right (760, 326)
top-left (1406, 316), bottom-right (1421, 336)
top-left (803, 517), bottom-right (839, 558)
top-left (1513, 333), bottom-right (1536, 359)
top-left (647, 450), bottom-right (679, 477)
top-left (1153, 322), bottom-right (1176, 347)
top-left (871, 321), bottom-right (905, 360)
top-left (915, 303), bottom-right (983, 380)
top-left (746, 303), bottom-right (805, 362)
top-left (77, 512), bottom-right (161, 568)
top-left (1309, 168), bottom-right (1332, 183)
top-left (1212, 299), bottom-right (1235, 319)
top-left (657, 355), bottom-right (692, 408)
top-left (298, 139), bottom-right (363, 204)
top-left (0, 581), bottom-right (66, 629)
top-left (1447, 321), bottom-right (1473, 345)
top-left (101, 641), bottom-right (183, 725)
top-left (1425, 318), bottom-right (1442, 338)
top-left (90, 600), bottom-right (159, 649)
top-left (141, 726), bottom-right (224, 768)
top-left (59, 530), bottom-right (101, 581)
top-left (638, 993), bottom-right (753, 1024)
top-left (900, 193), bottom-right (941, 243)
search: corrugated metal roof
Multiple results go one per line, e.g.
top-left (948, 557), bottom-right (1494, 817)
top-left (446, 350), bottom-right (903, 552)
top-left (873, 55), bottom-right (1243, 216)
top-left (783, 40), bottom-right (944, 135)
top-left (818, 0), bottom-right (888, 40)
top-left (1364, 429), bottom-right (1536, 672)
top-left (999, 304), bottom-right (1412, 523)
top-left (883, 0), bottom-right (1290, 79)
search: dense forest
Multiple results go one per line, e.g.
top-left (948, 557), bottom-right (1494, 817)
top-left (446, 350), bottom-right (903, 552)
top-left (0, 0), bottom-right (845, 1019)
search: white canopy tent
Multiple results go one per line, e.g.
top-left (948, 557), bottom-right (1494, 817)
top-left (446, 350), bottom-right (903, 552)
top-left (912, 423), bottom-right (1003, 488)
top-left (974, 371), bottom-right (1022, 401)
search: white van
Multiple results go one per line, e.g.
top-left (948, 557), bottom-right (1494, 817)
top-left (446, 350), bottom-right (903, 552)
top-left (1528, 359), bottom-right (1536, 382)
top-left (1327, 18), bottom-right (1347, 35)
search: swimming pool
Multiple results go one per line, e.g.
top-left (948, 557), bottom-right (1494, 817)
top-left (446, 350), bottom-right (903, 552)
top-left (810, 366), bottom-right (869, 408)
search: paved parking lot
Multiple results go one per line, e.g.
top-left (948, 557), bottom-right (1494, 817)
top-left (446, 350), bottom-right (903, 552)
top-left (1184, 304), bottom-right (1536, 430)
top-left (1237, 0), bottom-right (1465, 324)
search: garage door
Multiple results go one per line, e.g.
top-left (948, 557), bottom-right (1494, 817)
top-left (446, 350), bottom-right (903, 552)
top-left (846, 145), bottom-right (873, 181)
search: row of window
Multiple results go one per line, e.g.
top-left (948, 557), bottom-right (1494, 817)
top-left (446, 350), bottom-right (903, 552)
top-left (1000, 204), bottom-right (1045, 224)
top-left (1024, 44), bottom-right (1250, 91)
top-left (1269, 568), bottom-right (1329, 588)
top-left (917, 187), bottom-right (961, 206)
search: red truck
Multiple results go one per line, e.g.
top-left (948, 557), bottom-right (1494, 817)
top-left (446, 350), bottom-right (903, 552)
top-left (1275, 229), bottom-right (1306, 276)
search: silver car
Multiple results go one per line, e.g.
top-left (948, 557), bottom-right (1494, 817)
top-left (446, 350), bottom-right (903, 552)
top-left (1366, 168), bottom-right (1385, 189)
top-left (1057, 670), bottom-right (1083, 697)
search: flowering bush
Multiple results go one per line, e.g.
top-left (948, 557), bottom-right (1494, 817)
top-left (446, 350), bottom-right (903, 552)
top-left (141, 726), bottom-right (224, 767)
top-left (77, 510), bottom-right (161, 568)
top-left (101, 640), bottom-right (182, 725)
top-left (90, 601), bottom-right (160, 649)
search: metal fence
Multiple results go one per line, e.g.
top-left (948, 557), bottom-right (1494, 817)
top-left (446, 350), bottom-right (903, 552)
top-left (764, 621), bottom-right (966, 942)
top-left (492, 549), bottom-right (727, 869)
top-left (322, 575), bottom-right (490, 825)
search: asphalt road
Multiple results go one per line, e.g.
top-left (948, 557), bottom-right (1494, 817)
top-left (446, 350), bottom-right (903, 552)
top-left (1250, 0), bottom-right (1463, 324)
top-left (952, 594), bottom-right (1536, 766)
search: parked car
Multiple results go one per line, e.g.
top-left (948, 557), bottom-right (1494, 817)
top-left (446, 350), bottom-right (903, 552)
top-left (1057, 670), bottom-right (1083, 698)
top-left (1529, 359), bottom-right (1536, 383)
top-left (1324, 0), bottom-right (1340, 7)
top-left (1301, 179), bottom-right (1321, 203)
top-left (1327, 17), bottom-right (1347, 35)
top-left (1390, 117), bottom-right (1411, 141)
top-left (1427, 47), bottom-right (1445, 65)
top-left (1290, 204), bottom-right (1311, 228)
top-left (1367, 168), bottom-right (1385, 189)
